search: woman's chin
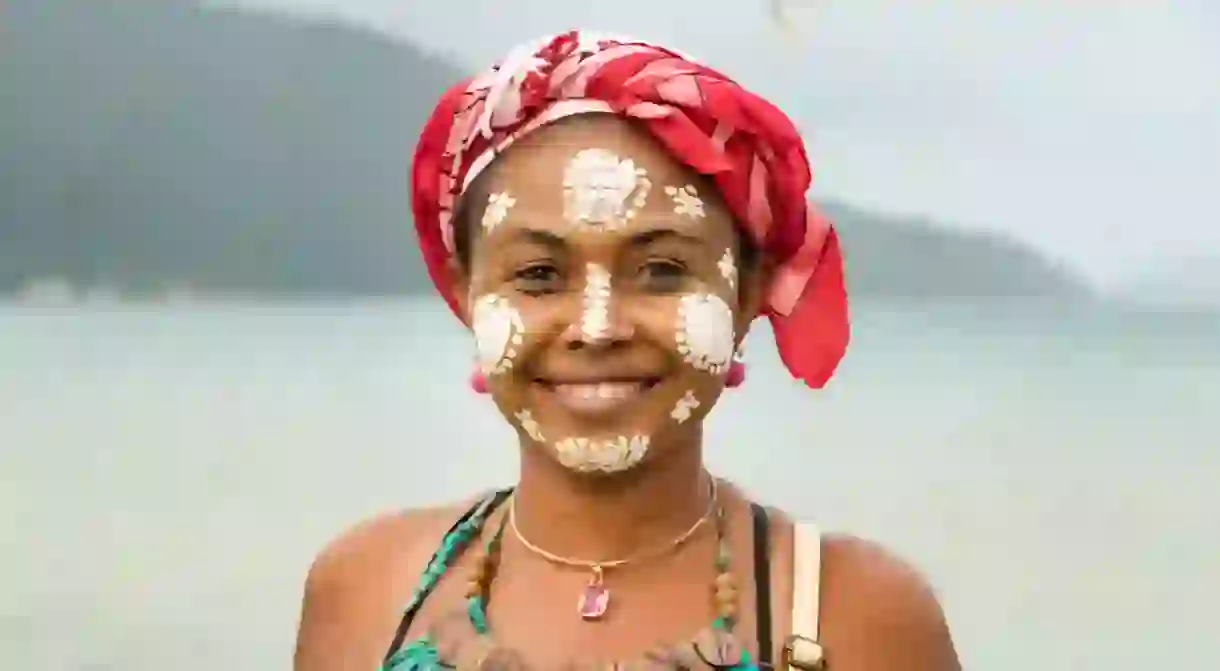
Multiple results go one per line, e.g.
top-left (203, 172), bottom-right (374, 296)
top-left (546, 433), bottom-right (653, 475)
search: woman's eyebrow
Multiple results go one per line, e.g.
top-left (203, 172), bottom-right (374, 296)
top-left (498, 226), bottom-right (568, 252)
top-left (627, 227), bottom-right (708, 250)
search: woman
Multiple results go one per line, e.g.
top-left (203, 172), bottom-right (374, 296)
top-left (294, 31), bottom-right (959, 671)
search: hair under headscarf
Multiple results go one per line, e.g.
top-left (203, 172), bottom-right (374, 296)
top-left (411, 30), bottom-right (849, 388)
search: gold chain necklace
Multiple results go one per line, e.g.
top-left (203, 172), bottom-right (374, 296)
top-left (507, 476), bottom-right (719, 621)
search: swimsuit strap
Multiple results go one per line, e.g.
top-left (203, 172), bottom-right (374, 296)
top-left (783, 521), bottom-right (826, 670)
top-left (381, 488), bottom-right (513, 663)
top-left (751, 502), bottom-right (774, 667)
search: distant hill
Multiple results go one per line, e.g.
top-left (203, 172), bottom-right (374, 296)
top-left (1119, 257), bottom-right (1220, 309)
top-left (0, 0), bottom-right (1091, 301)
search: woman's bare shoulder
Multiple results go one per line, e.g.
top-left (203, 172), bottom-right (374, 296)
top-left (306, 498), bottom-right (473, 583)
top-left (293, 493), bottom-right (494, 671)
top-left (819, 533), bottom-right (960, 671)
top-left (752, 503), bottom-right (959, 670)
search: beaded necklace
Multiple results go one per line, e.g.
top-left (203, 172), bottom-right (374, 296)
top-left (382, 488), bottom-right (763, 670)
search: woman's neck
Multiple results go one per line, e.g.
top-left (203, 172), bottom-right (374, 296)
top-left (511, 433), bottom-right (712, 564)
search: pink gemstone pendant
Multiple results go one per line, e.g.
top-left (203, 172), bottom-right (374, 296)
top-left (578, 583), bottom-right (610, 620)
top-left (578, 566), bottom-right (610, 620)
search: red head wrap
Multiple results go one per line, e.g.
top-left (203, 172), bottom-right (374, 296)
top-left (411, 31), bottom-right (849, 388)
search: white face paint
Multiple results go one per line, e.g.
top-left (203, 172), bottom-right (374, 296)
top-left (481, 191), bottom-right (516, 233)
top-left (671, 390), bottom-right (701, 424)
top-left (675, 293), bottom-right (736, 375)
top-left (514, 409), bottom-right (545, 442)
top-left (554, 435), bottom-right (650, 473)
top-left (718, 249), bottom-right (737, 290)
top-left (471, 294), bottom-right (525, 376)
top-left (580, 263), bottom-right (612, 343)
top-left (664, 184), bottom-right (705, 219)
top-left (562, 148), bottom-right (651, 230)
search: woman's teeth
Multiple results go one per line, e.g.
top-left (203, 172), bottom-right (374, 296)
top-left (545, 380), bottom-right (653, 415)
top-left (554, 382), bottom-right (643, 401)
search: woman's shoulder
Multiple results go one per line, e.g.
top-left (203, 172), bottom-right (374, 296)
top-left (756, 504), bottom-right (960, 670)
top-left (753, 504), bottom-right (944, 608)
top-left (754, 503), bottom-right (927, 573)
top-left (293, 492), bottom-right (499, 671)
top-left (820, 533), bottom-right (960, 669)
top-left (305, 491), bottom-right (496, 592)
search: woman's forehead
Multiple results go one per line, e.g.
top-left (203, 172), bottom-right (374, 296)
top-left (484, 115), bottom-right (713, 212)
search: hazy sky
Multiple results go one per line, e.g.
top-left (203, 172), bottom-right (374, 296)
top-left (214, 0), bottom-right (1219, 287)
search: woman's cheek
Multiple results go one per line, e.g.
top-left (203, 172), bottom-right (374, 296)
top-left (673, 289), bottom-right (737, 377)
top-left (470, 292), bottom-right (527, 378)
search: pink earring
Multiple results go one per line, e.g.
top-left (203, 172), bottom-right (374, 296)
top-left (469, 369), bottom-right (489, 394)
top-left (725, 360), bottom-right (746, 388)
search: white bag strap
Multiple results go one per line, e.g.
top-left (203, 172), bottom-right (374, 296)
top-left (784, 522), bottom-right (826, 669)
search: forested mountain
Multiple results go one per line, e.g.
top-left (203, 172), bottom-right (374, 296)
top-left (0, 0), bottom-right (1090, 300)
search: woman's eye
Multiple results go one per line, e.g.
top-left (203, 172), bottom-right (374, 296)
top-left (517, 265), bottom-right (557, 282)
top-left (640, 260), bottom-right (688, 290)
top-left (514, 264), bottom-right (561, 294)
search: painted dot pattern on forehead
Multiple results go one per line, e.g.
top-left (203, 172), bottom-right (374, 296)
top-left (562, 148), bottom-right (652, 231)
top-left (481, 191), bottom-right (516, 233)
top-left (664, 184), bottom-right (705, 220)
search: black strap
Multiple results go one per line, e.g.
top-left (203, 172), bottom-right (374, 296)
top-left (751, 503), bottom-right (773, 667)
top-left (382, 489), bottom-right (512, 662)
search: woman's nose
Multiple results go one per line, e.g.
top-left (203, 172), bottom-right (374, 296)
top-left (561, 264), bottom-right (634, 350)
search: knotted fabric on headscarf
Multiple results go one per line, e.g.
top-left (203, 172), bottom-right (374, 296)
top-left (411, 30), bottom-right (849, 388)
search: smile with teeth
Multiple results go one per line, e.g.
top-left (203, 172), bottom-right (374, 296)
top-left (540, 379), bottom-right (658, 413)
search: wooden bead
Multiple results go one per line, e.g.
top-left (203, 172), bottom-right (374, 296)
top-left (469, 555), bottom-right (495, 583)
top-left (466, 571), bottom-right (485, 589)
top-left (464, 579), bottom-right (482, 598)
top-left (714, 572), bottom-right (737, 591)
top-left (482, 556), bottom-right (497, 573)
top-left (715, 585), bottom-right (739, 605)
top-left (465, 558), bottom-right (496, 598)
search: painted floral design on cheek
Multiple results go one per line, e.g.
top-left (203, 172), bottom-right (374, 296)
top-left (554, 435), bottom-right (650, 473)
top-left (675, 293), bottom-right (736, 375)
top-left (580, 263), bottom-right (612, 342)
top-left (671, 390), bottom-right (701, 424)
top-left (481, 191), bottom-right (516, 232)
top-left (514, 409), bottom-right (545, 442)
top-left (562, 148), bottom-right (652, 231)
top-left (718, 249), bottom-right (737, 290)
top-left (664, 184), bottom-right (705, 219)
top-left (471, 294), bottom-right (526, 376)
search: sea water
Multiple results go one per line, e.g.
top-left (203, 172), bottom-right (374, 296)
top-left (2, 298), bottom-right (1217, 670)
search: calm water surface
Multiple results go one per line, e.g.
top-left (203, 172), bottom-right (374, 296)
top-left (2, 298), bottom-right (1217, 670)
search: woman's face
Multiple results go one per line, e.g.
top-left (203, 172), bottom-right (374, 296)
top-left (453, 115), bottom-right (763, 475)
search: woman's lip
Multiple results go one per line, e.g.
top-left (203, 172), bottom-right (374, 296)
top-left (534, 379), bottom-right (660, 415)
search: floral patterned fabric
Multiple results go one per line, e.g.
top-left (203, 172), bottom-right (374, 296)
top-left (410, 30), bottom-right (849, 388)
